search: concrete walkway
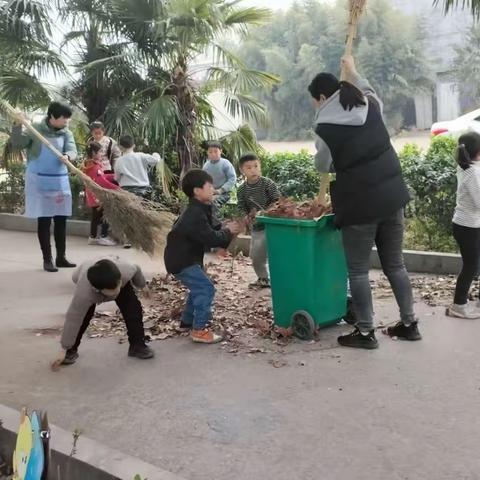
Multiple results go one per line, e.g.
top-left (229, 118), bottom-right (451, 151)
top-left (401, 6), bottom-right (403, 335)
top-left (1, 230), bottom-right (479, 480)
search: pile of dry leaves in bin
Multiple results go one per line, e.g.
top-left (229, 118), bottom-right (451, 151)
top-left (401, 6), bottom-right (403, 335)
top-left (88, 256), bottom-right (293, 354)
top-left (265, 197), bottom-right (332, 220)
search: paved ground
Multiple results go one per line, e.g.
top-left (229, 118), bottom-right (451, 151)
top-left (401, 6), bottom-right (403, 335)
top-left (260, 130), bottom-right (432, 154)
top-left (1, 230), bottom-right (480, 480)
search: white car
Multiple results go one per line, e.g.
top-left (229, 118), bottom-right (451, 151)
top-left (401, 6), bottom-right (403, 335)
top-left (431, 108), bottom-right (480, 137)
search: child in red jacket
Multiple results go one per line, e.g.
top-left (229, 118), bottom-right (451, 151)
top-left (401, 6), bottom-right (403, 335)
top-left (83, 142), bottom-right (119, 246)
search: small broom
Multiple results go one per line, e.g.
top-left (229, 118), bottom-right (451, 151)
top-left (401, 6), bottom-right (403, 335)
top-left (318, 0), bottom-right (367, 204)
top-left (0, 101), bottom-right (175, 256)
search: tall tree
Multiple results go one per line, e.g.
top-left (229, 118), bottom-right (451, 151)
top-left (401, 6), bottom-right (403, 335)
top-left (239, 0), bottom-right (432, 139)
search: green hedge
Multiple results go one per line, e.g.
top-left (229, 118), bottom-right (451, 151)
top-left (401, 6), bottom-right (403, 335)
top-left (399, 136), bottom-right (457, 252)
top-left (260, 150), bottom-right (320, 199)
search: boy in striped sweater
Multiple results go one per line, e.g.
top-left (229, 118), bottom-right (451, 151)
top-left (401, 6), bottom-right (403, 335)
top-left (237, 153), bottom-right (280, 288)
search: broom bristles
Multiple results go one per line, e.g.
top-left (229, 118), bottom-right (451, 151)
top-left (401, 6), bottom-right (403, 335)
top-left (86, 180), bottom-right (175, 256)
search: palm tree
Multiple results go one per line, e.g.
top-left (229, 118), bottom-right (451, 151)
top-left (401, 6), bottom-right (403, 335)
top-left (92, 0), bottom-right (279, 173)
top-left (434, 0), bottom-right (480, 17)
top-left (59, 0), bottom-right (146, 124)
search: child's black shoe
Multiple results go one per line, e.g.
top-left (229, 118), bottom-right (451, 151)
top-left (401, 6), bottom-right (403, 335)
top-left (61, 349), bottom-right (79, 365)
top-left (128, 344), bottom-right (155, 359)
top-left (338, 328), bottom-right (378, 349)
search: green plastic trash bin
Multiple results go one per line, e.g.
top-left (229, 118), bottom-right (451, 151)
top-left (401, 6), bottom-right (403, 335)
top-left (256, 214), bottom-right (348, 340)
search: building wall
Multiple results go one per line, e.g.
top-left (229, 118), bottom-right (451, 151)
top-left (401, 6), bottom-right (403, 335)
top-left (391, 0), bottom-right (472, 125)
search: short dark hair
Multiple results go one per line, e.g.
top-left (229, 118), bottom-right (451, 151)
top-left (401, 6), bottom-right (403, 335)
top-left (182, 169), bottom-right (213, 198)
top-left (308, 73), bottom-right (366, 111)
top-left (87, 259), bottom-right (122, 290)
top-left (90, 121), bottom-right (105, 131)
top-left (47, 101), bottom-right (72, 120)
top-left (86, 141), bottom-right (102, 158)
top-left (457, 132), bottom-right (480, 170)
top-left (119, 134), bottom-right (134, 149)
top-left (207, 141), bottom-right (222, 150)
top-left (239, 153), bottom-right (259, 167)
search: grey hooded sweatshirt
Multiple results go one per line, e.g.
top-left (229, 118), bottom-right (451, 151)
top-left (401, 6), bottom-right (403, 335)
top-left (313, 73), bottom-right (410, 227)
top-left (61, 257), bottom-right (146, 349)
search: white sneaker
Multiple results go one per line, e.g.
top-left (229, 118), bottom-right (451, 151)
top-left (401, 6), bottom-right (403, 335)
top-left (87, 237), bottom-right (98, 245)
top-left (97, 237), bottom-right (118, 247)
top-left (446, 303), bottom-right (480, 319)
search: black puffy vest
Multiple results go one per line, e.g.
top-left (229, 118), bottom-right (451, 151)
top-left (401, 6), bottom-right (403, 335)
top-left (315, 99), bottom-right (410, 227)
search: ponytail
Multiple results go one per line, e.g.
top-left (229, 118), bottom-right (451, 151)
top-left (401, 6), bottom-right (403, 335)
top-left (457, 132), bottom-right (480, 170)
top-left (457, 144), bottom-right (472, 170)
top-left (338, 81), bottom-right (367, 111)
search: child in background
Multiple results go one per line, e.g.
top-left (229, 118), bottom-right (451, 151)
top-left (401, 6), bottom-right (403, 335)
top-left (447, 132), bottom-right (480, 319)
top-left (83, 142), bottom-right (119, 246)
top-left (237, 153), bottom-right (280, 288)
top-left (115, 134), bottom-right (161, 199)
top-left (202, 141), bottom-right (237, 212)
top-left (53, 257), bottom-right (154, 368)
top-left (164, 169), bottom-right (241, 344)
top-left (88, 121), bottom-right (121, 172)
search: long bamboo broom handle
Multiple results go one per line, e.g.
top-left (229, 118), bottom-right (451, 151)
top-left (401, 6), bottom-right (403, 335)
top-left (1, 101), bottom-right (91, 183)
top-left (318, 3), bottom-right (366, 203)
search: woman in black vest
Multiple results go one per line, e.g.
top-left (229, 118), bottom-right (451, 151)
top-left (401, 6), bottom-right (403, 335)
top-left (308, 55), bottom-right (421, 349)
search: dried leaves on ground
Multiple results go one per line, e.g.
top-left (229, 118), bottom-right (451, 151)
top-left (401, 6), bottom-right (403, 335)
top-left (87, 255), bottom-right (465, 353)
top-left (88, 255), bottom-right (292, 354)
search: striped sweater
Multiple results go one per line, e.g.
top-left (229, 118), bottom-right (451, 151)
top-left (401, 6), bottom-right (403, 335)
top-left (237, 176), bottom-right (280, 218)
top-left (453, 164), bottom-right (480, 228)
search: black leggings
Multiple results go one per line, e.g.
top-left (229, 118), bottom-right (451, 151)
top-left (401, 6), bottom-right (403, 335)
top-left (90, 207), bottom-right (109, 238)
top-left (37, 216), bottom-right (67, 261)
top-left (69, 282), bottom-right (145, 351)
top-left (453, 223), bottom-right (480, 304)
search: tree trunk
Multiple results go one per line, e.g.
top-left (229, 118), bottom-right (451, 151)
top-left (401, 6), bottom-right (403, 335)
top-left (172, 60), bottom-right (198, 176)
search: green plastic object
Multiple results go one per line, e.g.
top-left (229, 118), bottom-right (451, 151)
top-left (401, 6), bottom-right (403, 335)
top-left (256, 214), bottom-right (347, 336)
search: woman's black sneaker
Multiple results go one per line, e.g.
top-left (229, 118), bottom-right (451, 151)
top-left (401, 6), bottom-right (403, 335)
top-left (56, 257), bottom-right (77, 268)
top-left (338, 328), bottom-right (379, 349)
top-left (43, 260), bottom-right (58, 272)
top-left (383, 321), bottom-right (422, 341)
top-left (61, 349), bottom-right (79, 365)
top-left (128, 344), bottom-right (155, 359)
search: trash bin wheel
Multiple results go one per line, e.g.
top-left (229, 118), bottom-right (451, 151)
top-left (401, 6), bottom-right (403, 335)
top-left (291, 310), bottom-right (316, 340)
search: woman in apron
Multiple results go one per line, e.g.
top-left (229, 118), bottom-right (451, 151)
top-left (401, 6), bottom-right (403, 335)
top-left (12, 102), bottom-right (78, 272)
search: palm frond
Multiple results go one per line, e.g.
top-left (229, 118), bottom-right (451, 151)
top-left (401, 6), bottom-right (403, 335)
top-left (223, 92), bottom-right (269, 127)
top-left (143, 94), bottom-right (180, 142)
top-left (156, 156), bottom-right (177, 198)
top-left (433, 0), bottom-right (480, 17)
top-left (223, 6), bottom-right (272, 28)
top-left (0, 69), bottom-right (51, 107)
top-left (207, 66), bottom-right (280, 92)
top-left (103, 98), bottom-right (139, 137)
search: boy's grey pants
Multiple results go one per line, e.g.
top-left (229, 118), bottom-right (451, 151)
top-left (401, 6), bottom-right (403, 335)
top-left (250, 229), bottom-right (269, 279)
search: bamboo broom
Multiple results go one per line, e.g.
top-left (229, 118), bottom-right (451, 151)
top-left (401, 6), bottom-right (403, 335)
top-left (318, 0), bottom-right (367, 204)
top-left (0, 101), bottom-right (174, 256)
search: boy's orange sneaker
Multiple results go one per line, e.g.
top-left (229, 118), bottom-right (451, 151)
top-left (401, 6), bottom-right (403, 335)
top-left (191, 329), bottom-right (223, 344)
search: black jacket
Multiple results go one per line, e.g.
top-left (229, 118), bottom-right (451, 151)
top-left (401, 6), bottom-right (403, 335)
top-left (164, 199), bottom-right (233, 274)
top-left (313, 77), bottom-right (410, 227)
